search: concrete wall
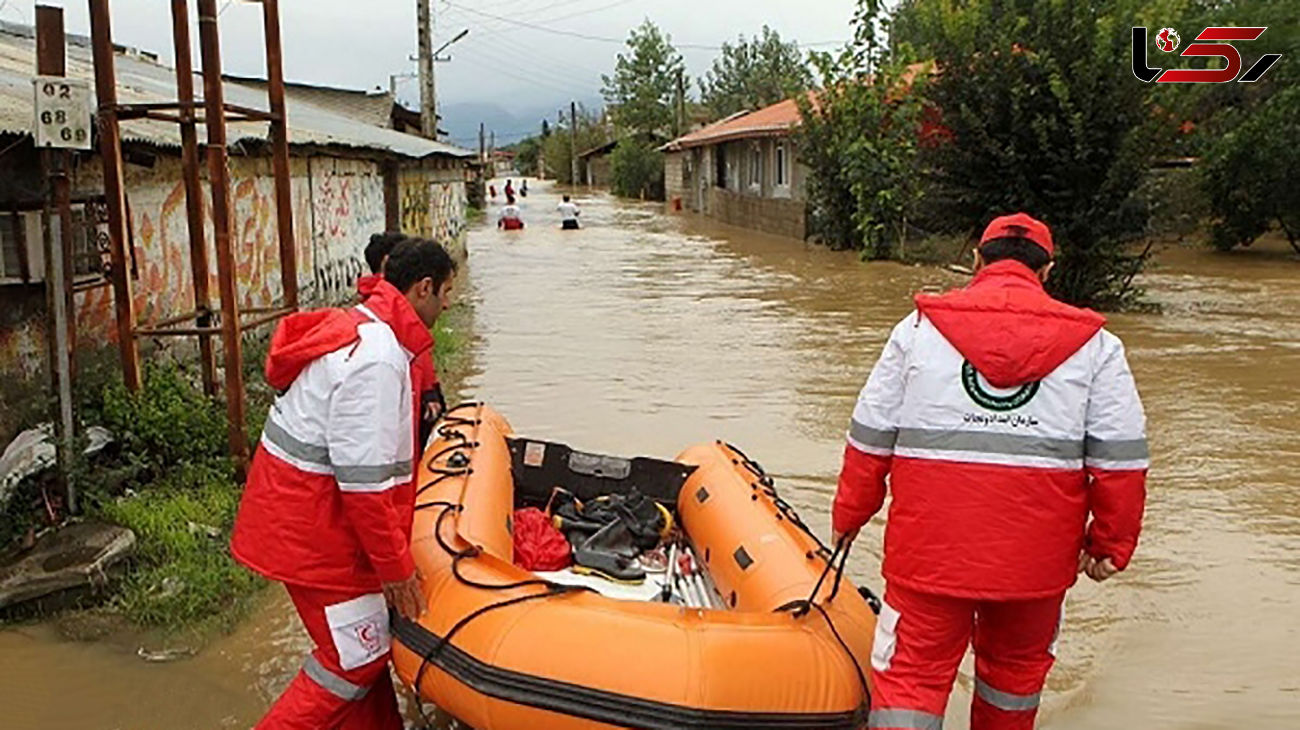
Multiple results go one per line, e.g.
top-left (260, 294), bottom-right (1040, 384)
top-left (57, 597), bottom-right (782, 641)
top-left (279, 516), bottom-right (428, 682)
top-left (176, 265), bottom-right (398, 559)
top-left (705, 186), bottom-right (806, 240)
top-left (0, 148), bottom-right (468, 382)
top-left (398, 158), bottom-right (468, 249)
top-left (664, 151), bottom-right (685, 205)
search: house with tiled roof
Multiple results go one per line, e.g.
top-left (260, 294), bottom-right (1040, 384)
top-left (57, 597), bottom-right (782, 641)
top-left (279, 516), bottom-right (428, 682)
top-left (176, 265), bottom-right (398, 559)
top-left (661, 96), bottom-right (810, 240)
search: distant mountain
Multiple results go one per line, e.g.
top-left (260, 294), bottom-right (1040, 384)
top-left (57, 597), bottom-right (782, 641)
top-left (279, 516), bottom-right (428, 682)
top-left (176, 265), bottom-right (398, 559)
top-left (440, 102), bottom-right (546, 150)
top-left (440, 98), bottom-right (603, 150)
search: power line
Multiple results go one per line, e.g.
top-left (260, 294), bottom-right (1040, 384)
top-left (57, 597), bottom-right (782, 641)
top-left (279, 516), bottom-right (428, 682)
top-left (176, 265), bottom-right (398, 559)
top-left (444, 1), bottom-right (852, 50)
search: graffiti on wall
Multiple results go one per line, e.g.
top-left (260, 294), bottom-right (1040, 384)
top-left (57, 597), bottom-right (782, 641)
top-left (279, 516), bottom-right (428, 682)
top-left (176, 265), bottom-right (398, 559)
top-left (400, 174), bottom-right (430, 238)
top-left (400, 173), bottom-right (466, 246)
top-left (72, 163), bottom-right (316, 347)
top-left (310, 163), bottom-right (385, 302)
top-left (432, 182), bottom-right (467, 243)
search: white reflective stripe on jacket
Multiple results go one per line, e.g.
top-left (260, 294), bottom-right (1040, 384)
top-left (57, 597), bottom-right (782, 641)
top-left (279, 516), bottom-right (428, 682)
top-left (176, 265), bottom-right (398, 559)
top-left (848, 311), bottom-right (1149, 472)
top-left (261, 311), bottom-right (414, 493)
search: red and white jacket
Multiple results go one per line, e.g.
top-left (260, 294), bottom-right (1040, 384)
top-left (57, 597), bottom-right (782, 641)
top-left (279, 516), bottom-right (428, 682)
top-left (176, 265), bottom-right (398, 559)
top-left (231, 279), bottom-right (432, 592)
top-left (833, 260), bottom-right (1148, 599)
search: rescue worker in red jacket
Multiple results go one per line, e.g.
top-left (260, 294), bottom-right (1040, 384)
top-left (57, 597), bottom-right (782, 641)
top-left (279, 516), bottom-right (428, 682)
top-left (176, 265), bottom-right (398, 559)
top-left (358, 231), bottom-right (446, 448)
top-left (833, 214), bottom-right (1148, 730)
top-left (231, 238), bottom-right (456, 729)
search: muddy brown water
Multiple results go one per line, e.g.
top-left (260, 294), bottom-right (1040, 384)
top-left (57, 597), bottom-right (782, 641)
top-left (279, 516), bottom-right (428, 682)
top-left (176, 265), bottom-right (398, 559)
top-left (2, 179), bottom-right (1297, 729)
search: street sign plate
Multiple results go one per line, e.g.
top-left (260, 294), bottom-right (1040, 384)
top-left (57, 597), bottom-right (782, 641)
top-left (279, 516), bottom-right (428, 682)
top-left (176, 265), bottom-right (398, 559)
top-left (33, 76), bottom-right (92, 150)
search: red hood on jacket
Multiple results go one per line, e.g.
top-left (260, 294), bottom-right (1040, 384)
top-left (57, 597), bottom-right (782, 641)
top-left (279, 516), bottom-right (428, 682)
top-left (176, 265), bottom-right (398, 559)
top-left (356, 273), bottom-right (382, 299)
top-left (914, 260), bottom-right (1105, 388)
top-left (264, 309), bottom-right (359, 392)
top-left (264, 278), bottom-right (434, 392)
top-left (358, 278), bottom-right (435, 362)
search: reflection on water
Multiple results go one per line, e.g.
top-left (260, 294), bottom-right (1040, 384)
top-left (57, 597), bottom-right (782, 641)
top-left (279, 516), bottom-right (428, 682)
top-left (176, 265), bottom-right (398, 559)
top-left (2, 180), bottom-right (1297, 728)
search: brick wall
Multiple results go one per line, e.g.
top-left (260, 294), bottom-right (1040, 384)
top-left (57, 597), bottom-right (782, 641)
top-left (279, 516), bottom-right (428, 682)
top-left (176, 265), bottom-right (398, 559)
top-left (705, 186), bottom-right (806, 240)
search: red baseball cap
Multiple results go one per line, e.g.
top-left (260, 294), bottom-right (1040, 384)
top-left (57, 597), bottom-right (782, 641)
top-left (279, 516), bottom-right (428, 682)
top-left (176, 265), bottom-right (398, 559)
top-left (979, 213), bottom-right (1054, 257)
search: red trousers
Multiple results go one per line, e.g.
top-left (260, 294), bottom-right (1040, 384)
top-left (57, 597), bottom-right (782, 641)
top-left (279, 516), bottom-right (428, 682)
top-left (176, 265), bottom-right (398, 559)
top-left (868, 583), bottom-right (1064, 730)
top-left (255, 584), bottom-right (403, 730)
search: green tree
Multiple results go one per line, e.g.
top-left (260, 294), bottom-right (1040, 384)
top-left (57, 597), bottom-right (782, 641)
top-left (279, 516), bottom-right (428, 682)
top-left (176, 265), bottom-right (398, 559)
top-left (513, 135), bottom-right (542, 177)
top-left (540, 105), bottom-right (608, 185)
top-left (601, 19), bottom-right (686, 137)
top-left (609, 136), bottom-right (665, 200)
top-left (699, 26), bottom-right (814, 119)
top-left (797, 1), bottom-right (927, 256)
top-left (1201, 85), bottom-right (1300, 252)
top-left (894, 0), bottom-right (1175, 308)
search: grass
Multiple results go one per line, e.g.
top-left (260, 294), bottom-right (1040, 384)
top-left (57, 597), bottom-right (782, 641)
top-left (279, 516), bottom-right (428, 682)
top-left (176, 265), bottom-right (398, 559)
top-left (5, 280), bottom-right (472, 636)
top-left (92, 461), bottom-right (262, 634)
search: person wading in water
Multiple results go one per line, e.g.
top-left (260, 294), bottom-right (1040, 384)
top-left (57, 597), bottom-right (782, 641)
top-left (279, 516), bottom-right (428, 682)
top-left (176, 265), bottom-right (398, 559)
top-left (832, 213), bottom-right (1148, 730)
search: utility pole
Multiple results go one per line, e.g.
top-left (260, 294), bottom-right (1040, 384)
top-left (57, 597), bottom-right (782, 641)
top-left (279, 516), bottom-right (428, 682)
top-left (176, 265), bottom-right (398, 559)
top-left (675, 69), bottom-right (685, 137)
top-left (479, 121), bottom-right (485, 163)
top-left (416, 0), bottom-right (436, 139)
top-left (570, 100), bottom-right (578, 186)
top-left (36, 5), bottom-right (77, 514)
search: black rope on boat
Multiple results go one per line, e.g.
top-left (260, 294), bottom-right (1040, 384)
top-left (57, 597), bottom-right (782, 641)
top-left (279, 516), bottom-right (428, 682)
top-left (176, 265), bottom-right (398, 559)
top-left (410, 501), bottom-right (592, 727)
top-left (772, 535), bottom-right (871, 716)
top-left (724, 442), bottom-right (832, 560)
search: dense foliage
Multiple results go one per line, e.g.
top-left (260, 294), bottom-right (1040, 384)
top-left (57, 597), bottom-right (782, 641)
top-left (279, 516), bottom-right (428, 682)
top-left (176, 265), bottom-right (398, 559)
top-left (609, 137), bottom-right (665, 200)
top-left (699, 26), bottom-right (814, 119)
top-left (601, 20), bottom-right (686, 138)
top-left (797, 1), bottom-right (927, 258)
top-left (1201, 86), bottom-right (1300, 252)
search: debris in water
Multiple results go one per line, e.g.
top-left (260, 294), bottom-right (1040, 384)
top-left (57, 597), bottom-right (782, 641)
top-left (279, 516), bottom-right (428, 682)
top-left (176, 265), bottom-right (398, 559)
top-left (137, 646), bottom-right (195, 663)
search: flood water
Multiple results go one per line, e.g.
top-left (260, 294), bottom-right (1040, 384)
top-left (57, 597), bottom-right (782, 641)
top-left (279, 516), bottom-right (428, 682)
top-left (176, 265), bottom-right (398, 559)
top-left (2, 179), bottom-right (1297, 728)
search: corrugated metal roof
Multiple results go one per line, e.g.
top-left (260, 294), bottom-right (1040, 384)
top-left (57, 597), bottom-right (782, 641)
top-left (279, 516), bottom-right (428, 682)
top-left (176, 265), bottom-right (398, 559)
top-left (0, 23), bottom-right (473, 159)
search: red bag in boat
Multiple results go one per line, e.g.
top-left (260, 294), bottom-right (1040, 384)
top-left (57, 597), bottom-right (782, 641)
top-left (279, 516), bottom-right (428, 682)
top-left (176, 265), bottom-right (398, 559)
top-left (512, 507), bottom-right (571, 571)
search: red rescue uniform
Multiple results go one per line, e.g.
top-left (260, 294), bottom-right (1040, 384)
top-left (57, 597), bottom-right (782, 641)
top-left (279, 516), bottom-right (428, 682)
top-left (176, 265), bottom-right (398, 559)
top-left (232, 279), bottom-right (433, 729)
top-left (835, 233), bottom-right (1148, 728)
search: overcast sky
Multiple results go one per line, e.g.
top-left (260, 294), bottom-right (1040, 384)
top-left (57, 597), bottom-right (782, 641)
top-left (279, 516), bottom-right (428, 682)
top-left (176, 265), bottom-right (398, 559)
top-left (7, 0), bottom-right (858, 145)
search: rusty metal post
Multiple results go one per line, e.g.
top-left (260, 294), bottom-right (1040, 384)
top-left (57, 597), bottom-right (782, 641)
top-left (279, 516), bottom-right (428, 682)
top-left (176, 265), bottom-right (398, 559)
top-left (196, 0), bottom-right (249, 471)
top-left (260, 0), bottom-right (299, 309)
top-left (170, 0), bottom-right (218, 397)
top-left (87, 0), bottom-right (141, 392)
top-left (37, 5), bottom-right (78, 514)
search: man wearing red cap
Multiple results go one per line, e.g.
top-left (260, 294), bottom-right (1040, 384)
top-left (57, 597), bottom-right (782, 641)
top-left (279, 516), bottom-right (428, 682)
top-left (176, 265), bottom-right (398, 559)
top-left (832, 213), bottom-right (1148, 729)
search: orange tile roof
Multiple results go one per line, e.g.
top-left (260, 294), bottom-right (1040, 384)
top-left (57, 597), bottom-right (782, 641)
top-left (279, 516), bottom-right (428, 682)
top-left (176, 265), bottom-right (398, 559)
top-left (666, 96), bottom-right (807, 150)
top-left (664, 63), bottom-right (934, 151)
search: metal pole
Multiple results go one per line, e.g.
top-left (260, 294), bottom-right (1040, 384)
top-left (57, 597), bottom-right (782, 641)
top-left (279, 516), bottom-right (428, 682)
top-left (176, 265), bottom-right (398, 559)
top-left (37, 5), bottom-right (78, 514)
top-left (570, 100), bottom-right (578, 186)
top-left (197, 0), bottom-right (249, 472)
top-left (478, 121), bottom-right (485, 163)
top-left (170, 0), bottom-right (218, 397)
top-left (261, 0), bottom-right (298, 310)
top-left (416, 0), bottom-right (436, 138)
top-left (87, 0), bottom-right (141, 392)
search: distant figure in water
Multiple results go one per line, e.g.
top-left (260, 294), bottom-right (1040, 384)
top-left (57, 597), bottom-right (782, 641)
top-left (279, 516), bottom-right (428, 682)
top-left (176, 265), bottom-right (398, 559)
top-left (557, 194), bottom-right (580, 230)
top-left (520, 180), bottom-right (529, 198)
top-left (498, 196), bottom-right (524, 230)
top-left (504, 179), bottom-right (515, 200)
top-left (489, 184), bottom-right (497, 200)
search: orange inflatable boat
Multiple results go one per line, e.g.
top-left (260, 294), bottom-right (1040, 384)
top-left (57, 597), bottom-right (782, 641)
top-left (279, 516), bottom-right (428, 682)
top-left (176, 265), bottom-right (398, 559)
top-left (391, 403), bottom-right (878, 729)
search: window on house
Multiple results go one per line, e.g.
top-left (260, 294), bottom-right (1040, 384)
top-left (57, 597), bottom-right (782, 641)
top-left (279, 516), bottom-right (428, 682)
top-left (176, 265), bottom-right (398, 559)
top-left (775, 142), bottom-right (788, 187)
top-left (750, 145), bottom-right (761, 187)
top-left (0, 206), bottom-right (107, 284)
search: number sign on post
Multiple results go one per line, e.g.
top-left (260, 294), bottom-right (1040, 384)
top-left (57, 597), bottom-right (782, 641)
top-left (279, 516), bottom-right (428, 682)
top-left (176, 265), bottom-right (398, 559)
top-left (33, 76), bottom-right (92, 150)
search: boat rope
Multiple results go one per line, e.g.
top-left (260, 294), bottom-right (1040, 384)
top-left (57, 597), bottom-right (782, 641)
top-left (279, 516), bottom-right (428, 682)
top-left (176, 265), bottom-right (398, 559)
top-left (773, 535), bottom-right (871, 714)
top-left (726, 440), bottom-right (873, 715)
top-left (411, 502), bottom-right (591, 725)
top-left (724, 441), bottom-right (833, 560)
